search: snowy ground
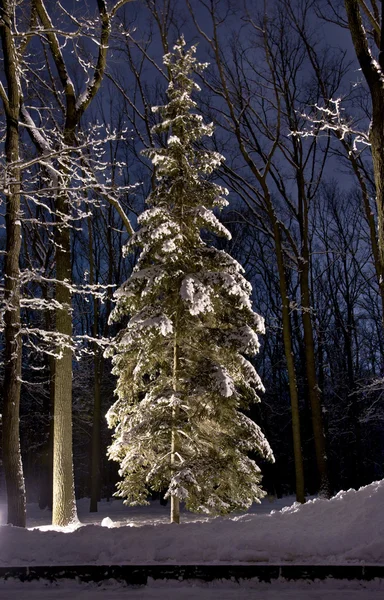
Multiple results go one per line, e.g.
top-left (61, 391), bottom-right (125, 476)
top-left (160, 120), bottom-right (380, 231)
top-left (1, 579), bottom-right (383, 599)
top-left (0, 482), bottom-right (383, 597)
top-left (0, 491), bottom-right (298, 532)
top-left (0, 480), bottom-right (383, 566)
top-left (26, 492), bottom-right (300, 527)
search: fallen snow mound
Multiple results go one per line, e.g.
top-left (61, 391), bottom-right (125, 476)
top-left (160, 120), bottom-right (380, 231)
top-left (1, 480), bottom-right (383, 566)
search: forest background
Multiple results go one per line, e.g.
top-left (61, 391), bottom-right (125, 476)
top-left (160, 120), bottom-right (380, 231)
top-left (1, 0), bottom-right (383, 524)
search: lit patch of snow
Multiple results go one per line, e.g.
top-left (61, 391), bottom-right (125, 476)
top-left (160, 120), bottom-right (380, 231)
top-left (100, 517), bottom-right (116, 528)
top-left (193, 206), bottom-right (232, 239)
top-left (30, 521), bottom-right (82, 533)
top-left (212, 365), bottom-right (235, 397)
top-left (127, 313), bottom-right (173, 337)
top-left (180, 275), bottom-right (214, 315)
top-left (167, 135), bottom-right (181, 146)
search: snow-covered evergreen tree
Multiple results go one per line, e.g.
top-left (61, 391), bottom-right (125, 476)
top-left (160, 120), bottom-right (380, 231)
top-left (106, 37), bottom-right (274, 523)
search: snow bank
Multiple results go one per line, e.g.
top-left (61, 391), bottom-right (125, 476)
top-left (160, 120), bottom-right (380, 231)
top-left (0, 480), bottom-right (383, 566)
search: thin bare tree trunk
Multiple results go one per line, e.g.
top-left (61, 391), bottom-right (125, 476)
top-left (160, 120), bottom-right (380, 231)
top-left (292, 143), bottom-right (330, 496)
top-left (298, 170), bottom-right (330, 497)
top-left (300, 264), bottom-right (330, 497)
top-left (38, 354), bottom-right (54, 510)
top-left (89, 216), bottom-right (101, 512)
top-left (271, 214), bottom-right (305, 504)
top-left (90, 352), bottom-right (102, 512)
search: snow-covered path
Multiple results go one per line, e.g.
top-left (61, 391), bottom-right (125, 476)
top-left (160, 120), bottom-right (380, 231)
top-left (1, 580), bottom-right (383, 599)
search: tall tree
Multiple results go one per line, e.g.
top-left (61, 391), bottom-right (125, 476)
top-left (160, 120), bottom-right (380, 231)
top-left (107, 38), bottom-right (274, 523)
top-left (0, 0), bottom-right (28, 527)
top-left (343, 0), bottom-right (384, 277)
top-left (21, 0), bottom-right (135, 525)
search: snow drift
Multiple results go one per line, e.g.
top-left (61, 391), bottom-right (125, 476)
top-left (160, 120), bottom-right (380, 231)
top-left (0, 480), bottom-right (383, 566)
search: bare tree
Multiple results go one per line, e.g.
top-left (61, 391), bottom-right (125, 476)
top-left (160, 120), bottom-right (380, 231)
top-left (0, 0), bottom-right (34, 527)
top-left (17, 0), bottom-right (135, 525)
top-left (181, 0), bottom-right (349, 497)
top-left (341, 1), bottom-right (384, 269)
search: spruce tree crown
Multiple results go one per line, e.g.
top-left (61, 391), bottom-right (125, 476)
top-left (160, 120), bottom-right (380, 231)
top-left (106, 36), bottom-right (274, 516)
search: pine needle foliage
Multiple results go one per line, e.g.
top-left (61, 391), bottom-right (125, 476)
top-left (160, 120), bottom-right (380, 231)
top-left (106, 37), bottom-right (274, 516)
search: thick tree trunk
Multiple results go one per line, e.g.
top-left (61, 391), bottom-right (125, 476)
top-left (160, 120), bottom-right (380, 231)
top-left (372, 0), bottom-right (384, 274)
top-left (344, 0), bottom-right (384, 324)
top-left (370, 100), bottom-right (384, 273)
top-left (343, 145), bottom-right (384, 326)
top-left (2, 172), bottom-right (25, 525)
top-left (52, 183), bottom-right (77, 526)
top-left (0, 0), bottom-right (26, 527)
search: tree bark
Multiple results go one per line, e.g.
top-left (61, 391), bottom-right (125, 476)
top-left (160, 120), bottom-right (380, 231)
top-left (0, 0), bottom-right (27, 527)
top-left (90, 351), bottom-right (102, 512)
top-left (170, 319), bottom-right (180, 523)
top-left (52, 174), bottom-right (77, 526)
top-left (297, 163), bottom-right (330, 497)
top-left (370, 101), bottom-right (384, 268)
top-left (300, 260), bottom-right (330, 497)
top-left (344, 0), bottom-right (384, 303)
top-left (38, 354), bottom-right (54, 510)
top-left (271, 213), bottom-right (306, 504)
top-left (88, 216), bottom-right (101, 513)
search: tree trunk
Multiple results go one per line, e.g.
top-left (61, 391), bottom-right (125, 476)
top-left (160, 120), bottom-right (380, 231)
top-left (0, 0), bottom-right (26, 528)
top-left (343, 262), bottom-right (360, 489)
top-left (52, 176), bottom-right (77, 526)
top-left (343, 145), bottom-right (384, 327)
top-left (90, 351), bottom-right (102, 512)
top-left (2, 165), bottom-right (25, 525)
top-left (295, 157), bottom-right (330, 498)
top-left (371, 0), bottom-right (384, 274)
top-left (170, 320), bottom-right (180, 523)
top-left (38, 284), bottom-right (55, 510)
top-left (271, 211), bottom-right (305, 503)
top-left (38, 354), bottom-right (54, 510)
top-left (89, 218), bottom-right (102, 513)
top-left (257, 188), bottom-right (306, 503)
top-left (300, 257), bottom-right (330, 497)
top-left (170, 422), bottom-right (180, 523)
top-left (344, 0), bottom-right (384, 324)
top-left (370, 98), bottom-right (384, 273)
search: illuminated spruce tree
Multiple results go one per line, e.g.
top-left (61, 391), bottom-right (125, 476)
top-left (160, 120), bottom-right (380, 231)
top-left (106, 37), bottom-right (274, 523)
